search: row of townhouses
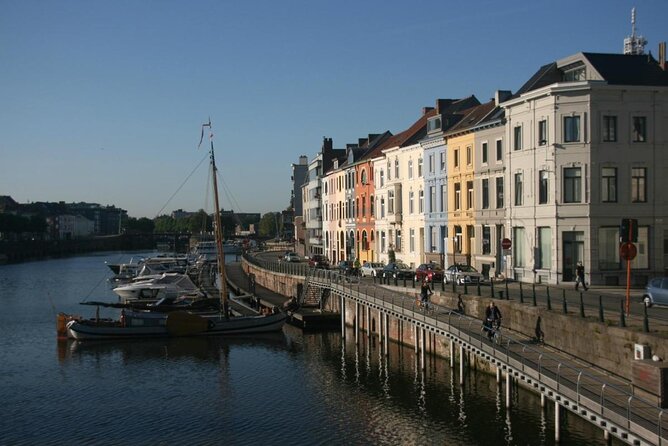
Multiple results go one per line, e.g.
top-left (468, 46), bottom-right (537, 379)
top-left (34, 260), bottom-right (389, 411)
top-left (293, 46), bottom-right (668, 286)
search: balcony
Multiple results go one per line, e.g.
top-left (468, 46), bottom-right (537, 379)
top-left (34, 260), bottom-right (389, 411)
top-left (389, 212), bottom-right (402, 224)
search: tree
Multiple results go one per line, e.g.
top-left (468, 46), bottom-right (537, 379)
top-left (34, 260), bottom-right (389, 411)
top-left (126, 217), bottom-right (154, 233)
top-left (258, 212), bottom-right (279, 238)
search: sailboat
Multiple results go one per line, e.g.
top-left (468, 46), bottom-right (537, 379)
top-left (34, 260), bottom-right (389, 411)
top-left (62, 121), bottom-right (287, 340)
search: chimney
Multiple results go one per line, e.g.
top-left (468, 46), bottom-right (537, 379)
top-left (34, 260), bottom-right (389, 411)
top-left (659, 42), bottom-right (667, 70)
top-left (358, 138), bottom-right (368, 147)
top-left (495, 90), bottom-right (512, 106)
top-left (422, 106), bottom-right (434, 116)
top-left (435, 99), bottom-right (454, 113)
top-left (322, 137), bottom-right (333, 152)
top-left (299, 155), bottom-right (308, 165)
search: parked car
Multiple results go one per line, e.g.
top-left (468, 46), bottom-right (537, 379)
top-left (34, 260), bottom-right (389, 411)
top-left (444, 264), bottom-right (484, 284)
top-left (360, 262), bottom-right (384, 277)
top-left (337, 260), bottom-right (358, 276)
top-left (308, 254), bottom-right (330, 269)
top-left (414, 263), bottom-right (444, 282)
top-left (642, 277), bottom-right (668, 307)
top-left (382, 262), bottom-right (413, 280)
top-left (284, 252), bottom-right (300, 263)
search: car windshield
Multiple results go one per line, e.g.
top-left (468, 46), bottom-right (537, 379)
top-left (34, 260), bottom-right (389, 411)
top-left (458, 265), bottom-right (478, 273)
top-left (371, 263), bottom-right (383, 268)
top-left (428, 265), bottom-right (443, 271)
top-left (395, 262), bottom-right (409, 269)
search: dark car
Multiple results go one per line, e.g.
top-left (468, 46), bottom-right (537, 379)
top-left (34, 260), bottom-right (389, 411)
top-left (444, 264), bottom-right (484, 284)
top-left (337, 260), bottom-right (358, 276)
top-left (415, 263), bottom-right (444, 282)
top-left (382, 262), bottom-right (413, 280)
top-left (308, 254), bottom-right (330, 269)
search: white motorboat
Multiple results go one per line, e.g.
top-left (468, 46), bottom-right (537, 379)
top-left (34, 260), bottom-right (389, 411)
top-left (112, 273), bottom-right (201, 303)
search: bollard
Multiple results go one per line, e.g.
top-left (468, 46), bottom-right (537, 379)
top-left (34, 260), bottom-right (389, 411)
top-left (394, 275), bottom-right (398, 287)
top-left (412, 276), bottom-right (415, 288)
top-left (562, 292), bottom-right (568, 314)
top-left (546, 286), bottom-right (552, 310)
top-left (532, 284), bottom-right (537, 306)
top-left (599, 295), bottom-right (604, 322)
top-left (490, 279), bottom-right (495, 298)
top-left (441, 279), bottom-right (445, 292)
top-left (620, 298), bottom-right (626, 327)
top-left (519, 282), bottom-right (524, 303)
top-left (505, 280), bottom-right (509, 300)
top-left (452, 278), bottom-right (456, 293)
top-left (464, 281), bottom-right (468, 295)
top-left (403, 276), bottom-right (407, 288)
top-left (643, 304), bottom-right (650, 333)
top-left (579, 292), bottom-right (585, 318)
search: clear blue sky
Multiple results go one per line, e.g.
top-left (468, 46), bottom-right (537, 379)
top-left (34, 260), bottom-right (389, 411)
top-left (2, 0), bottom-right (667, 218)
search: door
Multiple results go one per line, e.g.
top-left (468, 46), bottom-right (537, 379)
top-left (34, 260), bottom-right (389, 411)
top-left (563, 231), bottom-right (584, 281)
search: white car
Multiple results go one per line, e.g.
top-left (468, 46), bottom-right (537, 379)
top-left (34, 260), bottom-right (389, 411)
top-left (360, 262), bottom-right (384, 277)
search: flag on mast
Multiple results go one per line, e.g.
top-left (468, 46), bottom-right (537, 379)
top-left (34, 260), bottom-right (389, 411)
top-left (198, 119), bottom-right (212, 149)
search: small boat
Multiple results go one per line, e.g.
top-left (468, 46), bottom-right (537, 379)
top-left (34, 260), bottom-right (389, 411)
top-left (61, 121), bottom-right (286, 340)
top-left (112, 272), bottom-right (202, 303)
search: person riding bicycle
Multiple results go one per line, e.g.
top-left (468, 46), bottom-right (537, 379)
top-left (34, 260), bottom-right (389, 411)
top-left (420, 280), bottom-right (433, 309)
top-left (484, 301), bottom-right (502, 340)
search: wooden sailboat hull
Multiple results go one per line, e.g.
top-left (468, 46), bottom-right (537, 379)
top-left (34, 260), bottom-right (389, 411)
top-left (66, 311), bottom-right (287, 340)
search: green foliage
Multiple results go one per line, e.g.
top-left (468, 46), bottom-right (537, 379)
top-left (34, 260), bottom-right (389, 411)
top-left (388, 248), bottom-right (396, 264)
top-left (0, 213), bottom-right (45, 234)
top-left (125, 217), bottom-right (155, 233)
top-left (258, 212), bottom-right (279, 237)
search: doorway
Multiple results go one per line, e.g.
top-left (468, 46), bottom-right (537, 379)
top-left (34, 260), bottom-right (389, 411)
top-left (562, 231), bottom-right (584, 281)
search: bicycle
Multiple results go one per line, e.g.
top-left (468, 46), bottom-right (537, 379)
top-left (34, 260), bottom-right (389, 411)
top-left (483, 319), bottom-right (501, 344)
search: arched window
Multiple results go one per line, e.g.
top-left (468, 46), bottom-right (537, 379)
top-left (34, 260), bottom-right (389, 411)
top-left (361, 169), bottom-right (367, 185)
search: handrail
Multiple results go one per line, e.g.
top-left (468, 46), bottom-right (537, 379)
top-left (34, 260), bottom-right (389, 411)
top-left (243, 253), bottom-right (665, 445)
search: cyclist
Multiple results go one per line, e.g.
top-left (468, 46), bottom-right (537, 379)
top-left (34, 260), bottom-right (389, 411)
top-left (483, 301), bottom-right (502, 340)
top-left (419, 280), bottom-right (433, 310)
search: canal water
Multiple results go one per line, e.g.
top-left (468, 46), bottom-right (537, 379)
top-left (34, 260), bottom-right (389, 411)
top-left (0, 252), bottom-right (617, 445)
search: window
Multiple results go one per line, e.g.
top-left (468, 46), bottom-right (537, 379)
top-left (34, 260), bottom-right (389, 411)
top-left (496, 139), bottom-right (503, 161)
top-left (563, 65), bottom-right (585, 81)
top-left (537, 227), bottom-right (551, 269)
top-left (387, 161), bottom-right (391, 180)
top-left (631, 167), bottom-right (647, 203)
top-left (538, 119), bottom-right (547, 145)
top-left (370, 195), bottom-right (374, 216)
top-left (466, 181), bottom-right (473, 209)
top-left (429, 154), bottom-right (434, 174)
top-left (495, 177), bottom-right (504, 208)
top-left (395, 230), bottom-right (402, 252)
top-left (380, 231), bottom-right (385, 253)
top-left (361, 169), bottom-right (367, 185)
top-left (454, 150), bottom-right (459, 168)
top-left (537, 170), bottom-right (548, 204)
top-left (564, 115), bottom-right (580, 142)
top-left (427, 116), bottom-right (441, 133)
top-left (603, 116), bottom-right (617, 142)
top-left (409, 191), bottom-right (414, 214)
top-left (513, 126), bottom-right (522, 150)
top-left (481, 142), bottom-right (488, 164)
top-left (482, 225), bottom-right (491, 254)
top-left (633, 116), bottom-right (647, 142)
top-left (388, 190), bottom-right (394, 214)
top-left (408, 160), bottom-right (413, 179)
top-left (601, 167), bottom-right (617, 203)
top-left (440, 185), bottom-right (445, 212)
top-left (418, 158), bottom-right (423, 177)
top-left (394, 158), bottom-right (399, 179)
top-left (380, 197), bottom-right (385, 218)
top-left (429, 186), bottom-right (436, 213)
top-left (409, 229), bottom-right (415, 253)
top-left (513, 227), bottom-right (526, 267)
top-left (454, 183), bottom-right (461, 210)
top-left (598, 227), bottom-right (620, 270)
top-left (419, 189), bottom-right (424, 213)
top-left (482, 178), bottom-right (489, 209)
top-left (563, 167), bottom-right (582, 203)
top-left (514, 173), bottom-right (523, 206)
top-left (466, 146), bottom-right (472, 165)
top-left (362, 195), bottom-right (366, 217)
top-left (439, 151), bottom-right (445, 171)
top-left (379, 169), bottom-right (384, 187)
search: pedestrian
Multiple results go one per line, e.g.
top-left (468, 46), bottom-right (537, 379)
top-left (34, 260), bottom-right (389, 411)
top-left (534, 316), bottom-right (544, 344)
top-left (575, 261), bottom-right (588, 291)
top-left (484, 301), bottom-right (502, 340)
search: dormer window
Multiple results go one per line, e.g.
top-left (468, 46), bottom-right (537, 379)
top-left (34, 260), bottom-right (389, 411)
top-left (562, 63), bottom-right (586, 81)
top-left (427, 115), bottom-right (442, 133)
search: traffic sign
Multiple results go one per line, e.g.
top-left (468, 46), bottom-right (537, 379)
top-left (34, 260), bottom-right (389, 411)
top-left (620, 242), bottom-right (637, 261)
top-left (501, 238), bottom-right (512, 250)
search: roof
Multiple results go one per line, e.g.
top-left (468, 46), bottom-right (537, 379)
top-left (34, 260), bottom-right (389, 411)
top-left (514, 52), bottom-right (668, 97)
top-left (444, 100), bottom-right (498, 136)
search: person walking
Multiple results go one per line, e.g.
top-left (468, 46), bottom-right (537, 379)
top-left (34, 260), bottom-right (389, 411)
top-left (575, 261), bottom-right (588, 291)
top-left (484, 301), bottom-right (502, 340)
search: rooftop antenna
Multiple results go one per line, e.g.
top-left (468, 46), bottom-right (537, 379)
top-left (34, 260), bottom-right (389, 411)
top-left (623, 7), bottom-right (647, 55)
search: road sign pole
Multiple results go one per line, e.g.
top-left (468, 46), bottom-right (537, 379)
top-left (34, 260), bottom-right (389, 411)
top-left (625, 258), bottom-right (631, 316)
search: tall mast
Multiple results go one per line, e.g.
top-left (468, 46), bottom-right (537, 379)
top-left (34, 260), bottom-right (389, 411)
top-left (208, 125), bottom-right (229, 318)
